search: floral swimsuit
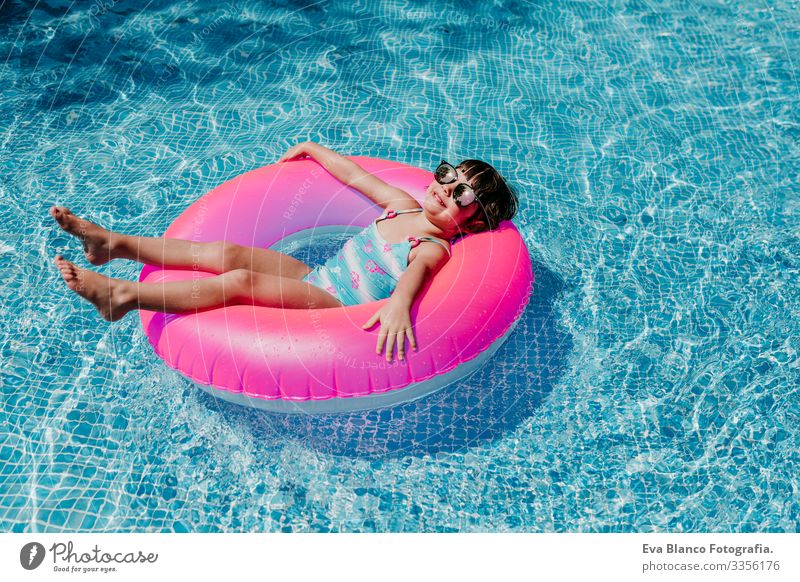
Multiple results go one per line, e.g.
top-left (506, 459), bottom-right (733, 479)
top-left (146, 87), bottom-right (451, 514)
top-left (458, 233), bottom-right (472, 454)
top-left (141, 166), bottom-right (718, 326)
top-left (302, 208), bottom-right (451, 306)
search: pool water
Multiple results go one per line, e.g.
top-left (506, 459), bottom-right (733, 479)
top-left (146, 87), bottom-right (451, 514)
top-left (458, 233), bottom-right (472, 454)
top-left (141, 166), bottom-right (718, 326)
top-left (1, 1), bottom-right (798, 532)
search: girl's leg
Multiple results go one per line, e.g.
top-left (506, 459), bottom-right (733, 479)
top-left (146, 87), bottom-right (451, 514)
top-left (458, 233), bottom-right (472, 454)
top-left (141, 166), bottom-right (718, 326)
top-left (115, 235), bottom-right (313, 279)
top-left (54, 256), bottom-right (342, 322)
top-left (50, 206), bottom-right (313, 279)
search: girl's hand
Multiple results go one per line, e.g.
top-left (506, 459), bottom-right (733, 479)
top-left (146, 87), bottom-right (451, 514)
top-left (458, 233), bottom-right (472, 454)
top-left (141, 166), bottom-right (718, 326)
top-left (362, 300), bottom-right (417, 362)
top-left (278, 141), bottom-right (316, 163)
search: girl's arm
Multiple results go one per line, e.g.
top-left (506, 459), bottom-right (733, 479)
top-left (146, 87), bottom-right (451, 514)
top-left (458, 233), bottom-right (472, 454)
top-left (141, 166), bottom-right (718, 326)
top-left (279, 141), bottom-right (420, 211)
top-left (362, 245), bottom-right (449, 361)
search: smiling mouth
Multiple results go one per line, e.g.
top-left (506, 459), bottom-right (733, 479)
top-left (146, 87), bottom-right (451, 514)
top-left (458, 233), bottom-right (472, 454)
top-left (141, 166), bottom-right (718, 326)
top-left (433, 192), bottom-right (446, 207)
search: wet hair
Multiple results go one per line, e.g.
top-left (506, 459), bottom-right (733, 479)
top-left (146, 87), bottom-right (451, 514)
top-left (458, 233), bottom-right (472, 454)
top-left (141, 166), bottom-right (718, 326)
top-left (455, 159), bottom-right (519, 235)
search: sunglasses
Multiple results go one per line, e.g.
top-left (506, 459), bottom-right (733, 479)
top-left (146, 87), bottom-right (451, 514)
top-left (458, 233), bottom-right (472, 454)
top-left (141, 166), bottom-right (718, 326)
top-left (434, 160), bottom-right (478, 207)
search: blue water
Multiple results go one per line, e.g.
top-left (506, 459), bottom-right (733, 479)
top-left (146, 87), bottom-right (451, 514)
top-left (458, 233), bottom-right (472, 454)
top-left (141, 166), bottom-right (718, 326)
top-left (1, 0), bottom-right (798, 532)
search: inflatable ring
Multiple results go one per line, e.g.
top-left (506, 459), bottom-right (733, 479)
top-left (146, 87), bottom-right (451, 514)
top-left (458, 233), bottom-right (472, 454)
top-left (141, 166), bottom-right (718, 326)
top-left (139, 157), bottom-right (533, 414)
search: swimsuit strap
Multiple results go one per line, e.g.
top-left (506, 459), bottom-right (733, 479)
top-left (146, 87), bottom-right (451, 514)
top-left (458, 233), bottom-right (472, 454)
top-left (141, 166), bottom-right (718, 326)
top-left (407, 236), bottom-right (451, 257)
top-left (378, 208), bottom-right (451, 256)
top-left (376, 208), bottom-right (424, 222)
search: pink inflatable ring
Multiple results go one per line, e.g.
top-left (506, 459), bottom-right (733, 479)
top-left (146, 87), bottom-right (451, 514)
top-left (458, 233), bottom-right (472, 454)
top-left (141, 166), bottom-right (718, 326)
top-left (139, 157), bottom-right (533, 414)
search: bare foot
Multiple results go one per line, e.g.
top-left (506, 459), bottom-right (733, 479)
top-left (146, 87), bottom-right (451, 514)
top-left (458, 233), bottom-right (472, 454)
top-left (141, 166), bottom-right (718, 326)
top-left (54, 255), bottom-right (134, 322)
top-left (50, 206), bottom-right (117, 266)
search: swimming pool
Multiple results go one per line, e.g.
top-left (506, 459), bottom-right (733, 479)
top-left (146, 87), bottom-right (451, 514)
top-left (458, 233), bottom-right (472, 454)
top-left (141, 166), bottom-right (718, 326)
top-left (1, 0), bottom-right (797, 532)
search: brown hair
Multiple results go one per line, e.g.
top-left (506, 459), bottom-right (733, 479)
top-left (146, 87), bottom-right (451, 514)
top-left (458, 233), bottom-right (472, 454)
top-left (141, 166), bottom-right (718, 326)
top-left (455, 159), bottom-right (519, 235)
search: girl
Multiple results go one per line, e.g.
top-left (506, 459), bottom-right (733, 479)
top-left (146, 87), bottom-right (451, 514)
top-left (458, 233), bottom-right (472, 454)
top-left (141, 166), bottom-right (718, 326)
top-left (52, 142), bottom-right (518, 361)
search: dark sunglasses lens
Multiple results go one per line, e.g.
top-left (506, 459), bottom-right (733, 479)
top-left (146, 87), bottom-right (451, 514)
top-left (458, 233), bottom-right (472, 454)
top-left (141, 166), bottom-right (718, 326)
top-left (454, 184), bottom-right (477, 206)
top-left (435, 163), bottom-right (457, 184)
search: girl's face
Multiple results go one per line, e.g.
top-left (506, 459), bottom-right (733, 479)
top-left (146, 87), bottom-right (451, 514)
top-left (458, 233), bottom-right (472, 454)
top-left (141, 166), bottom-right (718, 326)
top-left (422, 165), bottom-right (481, 234)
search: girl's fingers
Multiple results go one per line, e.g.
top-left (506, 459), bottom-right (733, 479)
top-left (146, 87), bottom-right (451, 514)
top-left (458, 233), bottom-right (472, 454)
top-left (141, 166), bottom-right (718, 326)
top-left (405, 327), bottom-right (417, 351)
top-left (362, 311), bottom-right (379, 329)
top-left (385, 332), bottom-right (396, 361)
top-left (396, 331), bottom-right (406, 360)
top-left (364, 315), bottom-right (415, 362)
top-left (376, 328), bottom-right (387, 355)
top-left (279, 145), bottom-right (306, 162)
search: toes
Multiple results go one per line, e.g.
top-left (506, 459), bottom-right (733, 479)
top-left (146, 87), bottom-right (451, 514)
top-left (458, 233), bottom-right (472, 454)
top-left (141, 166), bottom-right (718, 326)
top-left (50, 206), bottom-right (74, 226)
top-left (54, 256), bottom-right (75, 278)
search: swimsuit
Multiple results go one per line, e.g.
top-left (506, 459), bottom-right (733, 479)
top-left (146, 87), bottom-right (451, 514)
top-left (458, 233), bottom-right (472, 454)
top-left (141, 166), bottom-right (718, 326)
top-left (302, 208), bottom-right (451, 306)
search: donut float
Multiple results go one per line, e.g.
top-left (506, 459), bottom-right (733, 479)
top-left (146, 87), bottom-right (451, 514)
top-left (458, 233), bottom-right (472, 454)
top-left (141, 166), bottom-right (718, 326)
top-left (138, 157), bottom-right (533, 413)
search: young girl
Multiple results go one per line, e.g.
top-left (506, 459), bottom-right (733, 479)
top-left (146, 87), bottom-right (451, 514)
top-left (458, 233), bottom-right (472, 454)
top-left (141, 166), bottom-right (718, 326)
top-left (52, 142), bottom-right (518, 361)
